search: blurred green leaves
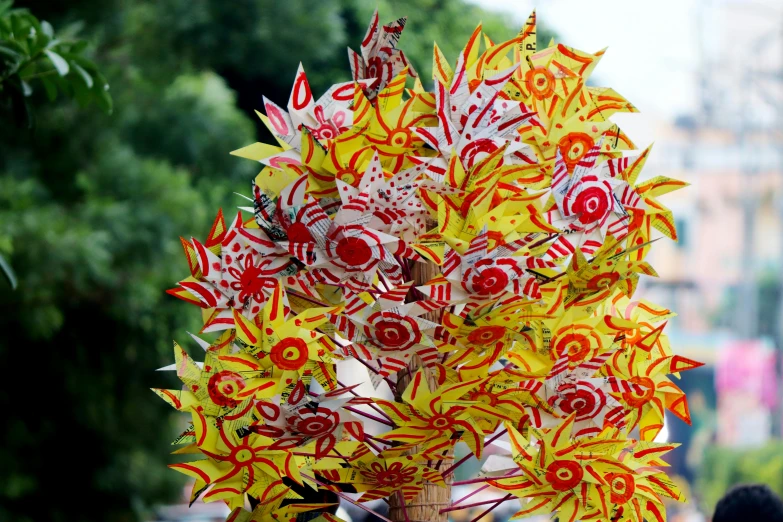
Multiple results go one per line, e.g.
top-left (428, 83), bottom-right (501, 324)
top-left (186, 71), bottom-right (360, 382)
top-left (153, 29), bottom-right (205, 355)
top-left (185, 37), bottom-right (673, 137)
top-left (0, 0), bottom-right (115, 291)
top-left (697, 442), bottom-right (783, 516)
top-left (0, 254), bottom-right (15, 289)
top-left (0, 0), bottom-right (111, 127)
top-left (0, 2), bottom-right (257, 518)
top-left (122, 72), bottom-right (257, 185)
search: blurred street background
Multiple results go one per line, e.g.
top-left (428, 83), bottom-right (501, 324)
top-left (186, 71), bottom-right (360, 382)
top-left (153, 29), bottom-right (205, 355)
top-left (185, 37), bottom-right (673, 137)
top-left (2, 0), bottom-right (783, 521)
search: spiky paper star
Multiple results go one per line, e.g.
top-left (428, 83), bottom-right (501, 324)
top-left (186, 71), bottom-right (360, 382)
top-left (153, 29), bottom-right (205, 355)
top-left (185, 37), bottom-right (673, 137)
top-left (156, 9), bottom-right (696, 522)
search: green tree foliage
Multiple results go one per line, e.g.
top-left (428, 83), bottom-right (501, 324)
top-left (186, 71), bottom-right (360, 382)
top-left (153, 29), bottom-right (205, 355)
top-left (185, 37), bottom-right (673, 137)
top-left (0, 0), bottom-right (115, 289)
top-left (131, 0), bottom-right (553, 133)
top-left (697, 442), bottom-right (783, 516)
top-left (0, 0), bottom-right (111, 124)
top-left (0, 1), bottom-right (553, 520)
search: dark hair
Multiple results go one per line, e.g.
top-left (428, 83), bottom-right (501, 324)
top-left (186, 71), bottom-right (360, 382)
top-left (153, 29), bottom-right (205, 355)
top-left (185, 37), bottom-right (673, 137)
top-left (713, 484), bottom-right (783, 522)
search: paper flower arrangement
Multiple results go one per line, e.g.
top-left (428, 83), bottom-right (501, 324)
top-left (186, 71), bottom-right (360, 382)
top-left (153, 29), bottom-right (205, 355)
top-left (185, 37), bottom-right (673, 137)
top-left (156, 9), bottom-right (700, 522)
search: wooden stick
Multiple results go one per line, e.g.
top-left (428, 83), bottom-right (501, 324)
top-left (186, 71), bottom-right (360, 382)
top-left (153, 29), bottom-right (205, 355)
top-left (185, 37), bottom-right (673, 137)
top-left (468, 494), bottom-right (515, 522)
top-left (396, 491), bottom-right (411, 522)
top-left (440, 429), bottom-right (507, 479)
top-left (448, 468), bottom-right (519, 508)
top-left (440, 495), bottom-right (515, 514)
top-left (287, 290), bottom-right (328, 307)
top-left (364, 436), bottom-right (384, 454)
top-left (337, 378), bottom-right (395, 423)
top-left (291, 452), bottom-right (349, 459)
top-left (343, 406), bottom-right (395, 427)
top-left (365, 434), bottom-right (396, 445)
top-left (452, 472), bottom-right (524, 486)
top-left (389, 253), bottom-right (452, 522)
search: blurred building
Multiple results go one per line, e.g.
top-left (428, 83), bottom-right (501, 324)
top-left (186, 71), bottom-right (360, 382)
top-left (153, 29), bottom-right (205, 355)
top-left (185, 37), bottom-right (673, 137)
top-left (634, 0), bottom-right (783, 447)
top-left (641, 123), bottom-right (783, 343)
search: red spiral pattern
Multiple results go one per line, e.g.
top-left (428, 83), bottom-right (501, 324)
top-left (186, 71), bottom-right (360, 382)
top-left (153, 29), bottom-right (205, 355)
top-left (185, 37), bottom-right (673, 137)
top-left (551, 381), bottom-right (606, 423)
top-left (563, 174), bottom-right (614, 231)
top-left (366, 312), bottom-right (422, 352)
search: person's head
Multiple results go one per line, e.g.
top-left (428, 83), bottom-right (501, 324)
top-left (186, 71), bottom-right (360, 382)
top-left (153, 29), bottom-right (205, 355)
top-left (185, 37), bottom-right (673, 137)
top-left (713, 484), bottom-right (783, 522)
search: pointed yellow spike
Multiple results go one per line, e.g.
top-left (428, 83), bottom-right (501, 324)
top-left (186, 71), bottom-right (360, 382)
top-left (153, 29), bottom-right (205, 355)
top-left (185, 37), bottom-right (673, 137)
top-left (352, 83), bottom-right (373, 127)
top-left (376, 66), bottom-right (408, 112)
top-left (462, 23), bottom-right (483, 69)
top-left (432, 42), bottom-right (453, 86)
top-left (625, 144), bottom-right (653, 185)
top-left (230, 142), bottom-right (282, 161)
top-left (233, 309), bottom-right (261, 346)
top-left (410, 76), bottom-right (426, 95)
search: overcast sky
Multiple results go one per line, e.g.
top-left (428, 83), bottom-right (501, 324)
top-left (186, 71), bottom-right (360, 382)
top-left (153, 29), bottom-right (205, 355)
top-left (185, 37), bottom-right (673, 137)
top-left (468, 0), bottom-right (783, 145)
top-left (467, 0), bottom-right (703, 144)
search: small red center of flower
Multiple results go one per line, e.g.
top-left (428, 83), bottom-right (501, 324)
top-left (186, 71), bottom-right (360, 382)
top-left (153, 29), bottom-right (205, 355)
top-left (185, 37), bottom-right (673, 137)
top-left (471, 266), bottom-right (509, 295)
top-left (573, 185), bottom-right (611, 224)
top-left (286, 222), bottom-right (314, 243)
top-left (545, 460), bottom-right (584, 491)
top-left (237, 262), bottom-right (269, 301)
top-left (525, 67), bottom-right (555, 100)
top-left (368, 461), bottom-right (417, 488)
top-left (230, 445), bottom-right (255, 465)
top-left (553, 332), bottom-right (592, 362)
top-left (469, 390), bottom-right (497, 407)
top-left (374, 320), bottom-right (411, 349)
top-left (559, 389), bottom-right (597, 417)
top-left (467, 326), bottom-right (505, 346)
top-left (207, 371), bottom-right (246, 408)
top-left (387, 129), bottom-right (411, 148)
top-left (587, 271), bottom-right (620, 290)
top-left (558, 133), bottom-right (595, 171)
top-left (606, 472), bottom-right (635, 504)
top-left (622, 376), bottom-right (656, 408)
top-left (269, 337), bottom-right (309, 371)
top-left (335, 237), bottom-right (372, 265)
top-left (428, 415), bottom-right (451, 430)
top-left (296, 414), bottom-right (335, 436)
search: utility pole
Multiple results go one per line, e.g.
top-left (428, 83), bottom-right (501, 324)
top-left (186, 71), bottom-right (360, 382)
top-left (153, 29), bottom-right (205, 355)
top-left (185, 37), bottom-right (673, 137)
top-left (701, 0), bottom-right (783, 433)
top-left (773, 7), bottom-right (783, 438)
top-left (726, 1), bottom-right (783, 340)
top-left (739, 2), bottom-right (783, 437)
top-left (728, 0), bottom-right (783, 437)
top-left (695, 0), bottom-right (760, 337)
top-left (736, 99), bottom-right (758, 339)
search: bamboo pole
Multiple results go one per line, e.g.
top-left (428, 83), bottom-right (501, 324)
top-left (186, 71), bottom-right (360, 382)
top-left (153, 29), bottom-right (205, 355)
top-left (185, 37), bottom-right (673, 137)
top-left (388, 259), bottom-right (453, 522)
